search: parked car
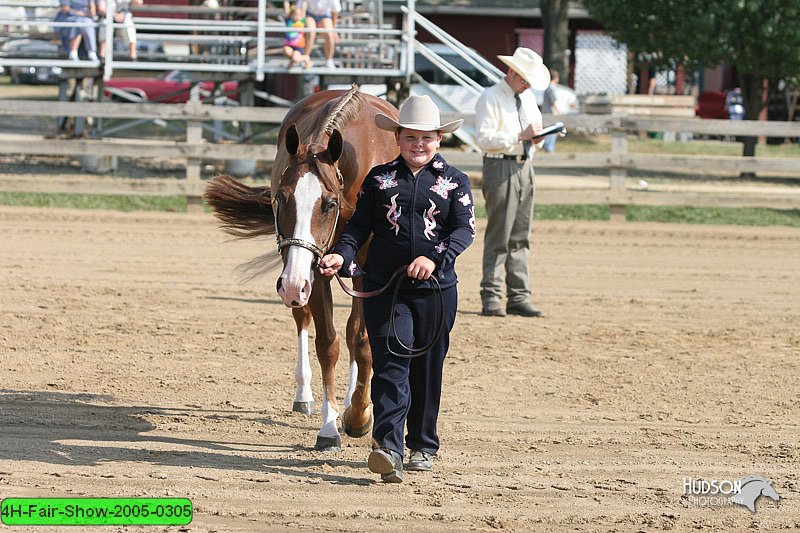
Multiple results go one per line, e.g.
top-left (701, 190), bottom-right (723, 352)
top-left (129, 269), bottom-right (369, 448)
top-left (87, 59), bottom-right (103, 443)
top-left (103, 69), bottom-right (239, 103)
top-left (696, 91), bottom-right (727, 119)
top-left (0, 39), bottom-right (62, 84)
top-left (414, 44), bottom-right (579, 115)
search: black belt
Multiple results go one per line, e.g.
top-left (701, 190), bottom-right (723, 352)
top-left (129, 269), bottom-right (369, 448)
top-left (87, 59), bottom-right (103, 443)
top-left (484, 154), bottom-right (527, 163)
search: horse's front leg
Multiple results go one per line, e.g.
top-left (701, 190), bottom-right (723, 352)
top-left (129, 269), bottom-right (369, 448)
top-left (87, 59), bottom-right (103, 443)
top-left (309, 275), bottom-right (341, 452)
top-left (342, 280), bottom-right (373, 439)
top-left (291, 305), bottom-right (315, 415)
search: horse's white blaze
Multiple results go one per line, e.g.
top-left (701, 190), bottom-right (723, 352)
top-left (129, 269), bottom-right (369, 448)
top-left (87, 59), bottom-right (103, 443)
top-left (344, 359), bottom-right (358, 409)
top-left (278, 171), bottom-right (321, 307)
top-left (317, 387), bottom-right (340, 439)
top-left (294, 329), bottom-right (314, 404)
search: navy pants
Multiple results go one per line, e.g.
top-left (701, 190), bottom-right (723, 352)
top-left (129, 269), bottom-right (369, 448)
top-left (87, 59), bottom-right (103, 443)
top-left (363, 282), bottom-right (457, 458)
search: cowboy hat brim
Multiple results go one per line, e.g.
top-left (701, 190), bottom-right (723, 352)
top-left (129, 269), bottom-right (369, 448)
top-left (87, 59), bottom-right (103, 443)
top-left (498, 54), bottom-right (551, 91)
top-left (375, 113), bottom-right (463, 134)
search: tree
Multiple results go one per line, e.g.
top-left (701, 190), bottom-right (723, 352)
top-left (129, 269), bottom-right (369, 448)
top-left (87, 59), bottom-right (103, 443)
top-left (583, 0), bottom-right (800, 156)
top-left (542, 0), bottom-right (569, 83)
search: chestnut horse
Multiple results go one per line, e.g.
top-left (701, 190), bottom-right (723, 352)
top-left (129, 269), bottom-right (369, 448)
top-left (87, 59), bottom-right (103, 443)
top-left (204, 86), bottom-right (400, 451)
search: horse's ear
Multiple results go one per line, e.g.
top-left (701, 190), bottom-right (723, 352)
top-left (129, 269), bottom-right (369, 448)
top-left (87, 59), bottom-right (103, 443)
top-left (327, 129), bottom-right (343, 164)
top-left (286, 124), bottom-right (300, 156)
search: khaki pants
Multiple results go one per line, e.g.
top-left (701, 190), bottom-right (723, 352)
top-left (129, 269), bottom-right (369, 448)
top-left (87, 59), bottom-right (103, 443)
top-left (98, 12), bottom-right (137, 46)
top-left (480, 157), bottom-right (536, 307)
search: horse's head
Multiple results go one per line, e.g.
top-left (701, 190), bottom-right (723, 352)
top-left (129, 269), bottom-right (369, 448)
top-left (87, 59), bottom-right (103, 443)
top-left (274, 123), bottom-right (343, 308)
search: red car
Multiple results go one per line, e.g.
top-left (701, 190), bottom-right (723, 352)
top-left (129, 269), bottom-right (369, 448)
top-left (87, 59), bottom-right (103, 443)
top-left (695, 91), bottom-right (728, 119)
top-left (104, 69), bottom-right (239, 103)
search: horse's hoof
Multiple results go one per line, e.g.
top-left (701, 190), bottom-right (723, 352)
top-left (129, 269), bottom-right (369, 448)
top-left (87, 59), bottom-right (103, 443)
top-left (292, 401), bottom-right (316, 415)
top-left (342, 407), bottom-right (373, 438)
top-left (315, 434), bottom-right (341, 452)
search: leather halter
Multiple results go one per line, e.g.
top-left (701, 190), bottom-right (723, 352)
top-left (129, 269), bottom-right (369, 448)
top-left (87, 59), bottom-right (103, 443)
top-left (273, 155), bottom-right (344, 260)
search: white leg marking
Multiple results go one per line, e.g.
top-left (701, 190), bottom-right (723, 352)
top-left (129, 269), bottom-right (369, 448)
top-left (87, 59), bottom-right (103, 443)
top-left (294, 329), bottom-right (314, 403)
top-left (317, 386), bottom-right (340, 439)
top-left (344, 360), bottom-right (358, 410)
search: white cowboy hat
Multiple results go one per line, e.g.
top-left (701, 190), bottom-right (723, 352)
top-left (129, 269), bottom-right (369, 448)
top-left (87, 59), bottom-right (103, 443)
top-left (497, 47), bottom-right (550, 91)
top-left (375, 94), bottom-right (463, 133)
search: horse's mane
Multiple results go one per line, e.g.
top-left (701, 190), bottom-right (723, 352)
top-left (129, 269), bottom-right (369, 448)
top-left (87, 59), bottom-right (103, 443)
top-left (313, 84), bottom-right (365, 144)
top-left (310, 84), bottom-right (366, 211)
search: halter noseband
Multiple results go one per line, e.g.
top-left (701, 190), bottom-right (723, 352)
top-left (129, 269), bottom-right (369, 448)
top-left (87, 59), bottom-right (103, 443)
top-left (273, 155), bottom-right (344, 260)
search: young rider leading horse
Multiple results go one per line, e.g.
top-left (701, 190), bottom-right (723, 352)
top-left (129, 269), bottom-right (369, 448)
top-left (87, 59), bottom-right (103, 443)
top-left (319, 95), bottom-right (475, 483)
top-left (205, 87), bottom-right (400, 453)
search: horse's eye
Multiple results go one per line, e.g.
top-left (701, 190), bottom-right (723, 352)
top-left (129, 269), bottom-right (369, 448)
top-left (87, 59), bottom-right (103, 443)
top-left (321, 198), bottom-right (338, 214)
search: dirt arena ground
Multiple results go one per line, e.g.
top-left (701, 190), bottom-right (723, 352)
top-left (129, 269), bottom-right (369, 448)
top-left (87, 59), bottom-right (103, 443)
top-left (1, 205), bottom-right (799, 532)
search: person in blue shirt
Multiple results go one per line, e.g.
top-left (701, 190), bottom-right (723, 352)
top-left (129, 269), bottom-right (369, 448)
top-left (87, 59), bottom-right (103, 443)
top-left (319, 95), bottom-right (474, 483)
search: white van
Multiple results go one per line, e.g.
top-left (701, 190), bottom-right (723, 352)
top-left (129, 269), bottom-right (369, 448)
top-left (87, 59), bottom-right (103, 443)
top-left (414, 43), bottom-right (578, 114)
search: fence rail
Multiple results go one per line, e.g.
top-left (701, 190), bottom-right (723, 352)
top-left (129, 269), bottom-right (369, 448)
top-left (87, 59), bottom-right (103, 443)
top-left (1, 99), bottom-right (799, 217)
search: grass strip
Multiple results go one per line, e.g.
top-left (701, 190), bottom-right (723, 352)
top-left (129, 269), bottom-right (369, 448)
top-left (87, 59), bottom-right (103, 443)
top-left (0, 192), bottom-right (186, 212)
top-left (1, 192), bottom-right (800, 227)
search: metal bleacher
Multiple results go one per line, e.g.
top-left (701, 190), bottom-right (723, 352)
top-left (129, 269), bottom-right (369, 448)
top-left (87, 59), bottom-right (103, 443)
top-left (0, 0), bottom-right (502, 149)
top-left (0, 0), bottom-right (414, 83)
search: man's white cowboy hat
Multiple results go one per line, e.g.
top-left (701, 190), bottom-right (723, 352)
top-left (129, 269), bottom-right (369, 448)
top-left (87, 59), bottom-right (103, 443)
top-left (497, 47), bottom-right (550, 91)
top-left (375, 94), bottom-right (463, 133)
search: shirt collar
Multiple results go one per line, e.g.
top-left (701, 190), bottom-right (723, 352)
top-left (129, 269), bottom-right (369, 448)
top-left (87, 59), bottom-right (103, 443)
top-left (397, 153), bottom-right (449, 176)
top-left (500, 78), bottom-right (516, 98)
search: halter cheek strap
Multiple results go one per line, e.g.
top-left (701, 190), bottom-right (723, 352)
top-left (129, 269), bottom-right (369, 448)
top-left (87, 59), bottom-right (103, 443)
top-left (273, 161), bottom-right (344, 259)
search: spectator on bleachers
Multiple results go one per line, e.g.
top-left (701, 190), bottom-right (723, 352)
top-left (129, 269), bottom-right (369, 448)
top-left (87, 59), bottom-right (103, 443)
top-left (54, 0), bottom-right (99, 61)
top-left (97, 0), bottom-right (143, 61)
top-left (283, 4), bottom-right (311, 69)
top-left (290, 0), bottom-right (341, 69)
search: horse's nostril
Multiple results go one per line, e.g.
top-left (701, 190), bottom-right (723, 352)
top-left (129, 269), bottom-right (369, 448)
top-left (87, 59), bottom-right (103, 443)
top-left (291, 300), bottom-right (300, 307)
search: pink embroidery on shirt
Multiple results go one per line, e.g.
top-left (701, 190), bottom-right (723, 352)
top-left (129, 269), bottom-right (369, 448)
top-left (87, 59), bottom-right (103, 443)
top-left (423, 199), bottom-right (440, 240)
top-left (384, 193), bottom-right (401, 235)
top-left (469, 206), bottom-right (476, 236)
top-left (374, 170), bottom-right (398, 190)
top-left (429, 176), bottom-right (458, 199)
top-left (458, 192), bottom-right (472, 206)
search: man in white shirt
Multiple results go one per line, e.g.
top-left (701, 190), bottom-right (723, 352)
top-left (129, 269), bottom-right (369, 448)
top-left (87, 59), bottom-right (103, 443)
top-left (475, 47), bottom-right (549, 317)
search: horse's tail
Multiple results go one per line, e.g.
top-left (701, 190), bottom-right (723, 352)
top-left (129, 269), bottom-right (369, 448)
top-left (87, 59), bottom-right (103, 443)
top-left (204, 174), bottom-right (275, 239)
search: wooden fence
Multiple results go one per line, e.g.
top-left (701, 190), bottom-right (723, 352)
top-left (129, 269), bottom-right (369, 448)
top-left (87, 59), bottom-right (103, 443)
top-left (1, 99), bottom-right (799, 218)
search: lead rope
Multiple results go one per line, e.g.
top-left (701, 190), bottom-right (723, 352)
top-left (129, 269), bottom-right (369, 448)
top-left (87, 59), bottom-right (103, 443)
top-left (331, 265), bottom-right (444, 359)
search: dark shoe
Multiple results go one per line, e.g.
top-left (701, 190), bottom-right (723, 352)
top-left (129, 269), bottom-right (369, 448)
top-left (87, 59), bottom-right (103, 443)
top-left (506, 302), bottom-right (543, 317)
top-left (406, 450), bottom-right (433, 472)
top-left (368, 449), bottom-right (403, 483)
top-left (481, 305), bottom-right (506, 317)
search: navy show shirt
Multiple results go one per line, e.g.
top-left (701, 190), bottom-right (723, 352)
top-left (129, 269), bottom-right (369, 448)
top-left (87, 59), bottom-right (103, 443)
top-left (332, 153), bottom-right (475, 290)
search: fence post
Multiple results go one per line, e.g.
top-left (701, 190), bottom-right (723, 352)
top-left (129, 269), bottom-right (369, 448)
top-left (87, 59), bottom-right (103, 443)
top-left (186, 85), bottom-right (203, 213)
top-left (609, 126), bottom-right (627, 222)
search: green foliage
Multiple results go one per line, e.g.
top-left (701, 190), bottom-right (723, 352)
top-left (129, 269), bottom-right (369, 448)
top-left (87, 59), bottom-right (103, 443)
top-left (583, 0), bottom-right (800, 87)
